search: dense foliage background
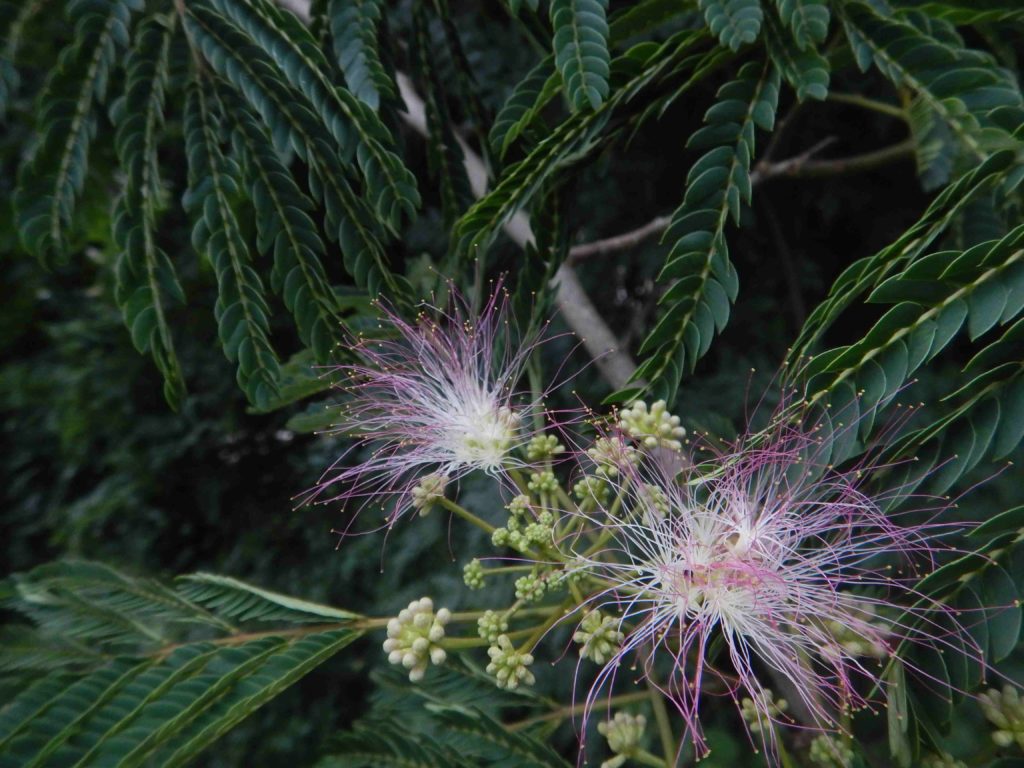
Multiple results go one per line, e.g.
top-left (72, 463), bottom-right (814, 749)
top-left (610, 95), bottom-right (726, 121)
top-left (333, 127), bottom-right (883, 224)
top-left (3, 0), bottom-right (1024, 766)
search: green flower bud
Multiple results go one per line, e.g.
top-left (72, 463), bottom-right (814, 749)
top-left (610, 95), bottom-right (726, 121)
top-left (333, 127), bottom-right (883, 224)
top-left (528, 470), bottom-right (559, 494)
top-left (486, 634), bottom-right (535, 690)
top-left (587, 436), bottom-right (638, 478)
top-left (477, 610), bottom-right (508, 644)
top-left (739, 689), bottom-right (788, 735)
top-left (979, 685), bottom-right (1024, 749)
top-left (507, 494), bottom-right (532, 516)
top-left (618, 400), bottom-right (685, 451)
top-left (463, 558), bottom-right (485, 589)
top-left (411, 473), bottom-right (447, 516)
top-left (515, 571), bottom-right (547, 602)
top-left (597, 711), bottom-right (646, 767)
top-left (921, 754), bottom-right (967, 768)
top-left (526, 434), bottom-right (565, 461)
top-left (808, 735), bottom-right (852, 768)
top-left (573, 610), bottom-right (623, 665)
top-left (382, 597), bottom-right (451, 682)
top-left (573, 475), bottom-right (610, 512)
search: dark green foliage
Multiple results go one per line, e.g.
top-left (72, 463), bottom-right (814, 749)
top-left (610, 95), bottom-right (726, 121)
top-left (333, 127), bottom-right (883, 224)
top-left (111, 14), bottom-right (186, 410)
top-left (183, 79), bottom-right (281, 408)
top-left (699, 0), bottom-right (763, 51)
top-left (328, 0), bottom-right (395, 110)
top-left (14, 0), bottom-right (141, 261)
top-left (0, 561), bottom-right (362, 767)
top-left (628, 61), bottom-right (779, 403)
top-left (550, 0), bottom-right (610, 111)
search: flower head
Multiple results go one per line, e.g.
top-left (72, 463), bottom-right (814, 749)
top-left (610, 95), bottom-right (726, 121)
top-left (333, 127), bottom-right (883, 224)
top-left (306, 288), bottom-right (551, 521)
top-left (563, 410), bottom-right (973, 760)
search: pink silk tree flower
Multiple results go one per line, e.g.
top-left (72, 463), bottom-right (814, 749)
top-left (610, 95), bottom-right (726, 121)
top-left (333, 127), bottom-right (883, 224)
top-left (305, 288), bottom-right (552, 522)
top-left (564, 410), bottom-right (977, 763)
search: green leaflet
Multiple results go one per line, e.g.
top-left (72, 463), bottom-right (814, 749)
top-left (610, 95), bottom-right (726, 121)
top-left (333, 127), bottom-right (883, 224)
top-left (699, 0), bottom-right (763, 51)
top-left (772, 0), bottom-right (829, 50)
top-left (183, 79), bottom-right (280, 408)
top-left (328, 0), bottom-right (395, 110)
top-left (14, 0), bottom-right (142, 261)
top-left (489, 55), bottom-right (560, 160)
top-left (763, 6), bottom-right (829, 101)
top-left (626, 61), bottom-right (780, 404)
top-left (110, 14), bottom-right (186, 410)
top-left (550, 0), bottom-right (611, 111)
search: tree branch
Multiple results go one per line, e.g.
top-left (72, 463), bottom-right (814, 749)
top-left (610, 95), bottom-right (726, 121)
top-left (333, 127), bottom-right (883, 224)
top-left (567, 138), bottom-right (916, 260)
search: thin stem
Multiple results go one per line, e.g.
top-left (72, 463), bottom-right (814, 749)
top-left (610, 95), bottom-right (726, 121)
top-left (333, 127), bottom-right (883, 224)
top-left (438, 496), bottom-right (496, 535)
top-left (647, 678), bottom-right (677, 767)
top-left (442, 627), bottom-right (533, 650)
top-left (519, 600), bottom-right (570, 653)
top-left (507, 691), bottom-right (650, 731)
top-left (828, 91), bottom-right (905, 119)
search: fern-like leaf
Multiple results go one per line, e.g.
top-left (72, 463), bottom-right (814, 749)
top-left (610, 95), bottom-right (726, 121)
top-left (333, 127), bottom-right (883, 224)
top-left (14, 0), bottom-right (140, 260)
top-left (789, 151), bottom-right (1018, 361)
top-left (489, 56), bottom-right (560, 160)
top-left (176, 573), bottom-right (359, 624)
top-left (550, 0), bottom-right (610, 111)
top-left (223, 90), bottom-right (346, 362)
top-left (841, 2), bottom-right (1024, 159)
top-left (698, 0), bottom-right (763, 51)
top-left (0, 0), bottom-right (46, 121)
top-left (456, 31), bottom-right (707, 259)
top-left (801, 223), bottom-right (1024, 458)
top-left (205, 0), bottom-right (419, 228)
top-left (328, 0), bottom-right (395, 109)
top-left (182, 4), bottom-right (403, 299)
top-left (628, 61), bottom-right (780, 404)
top-left (183, 79), bottom-right (280, 407)
top-left (110, 14), bottom-right (186, 409)
top-left (0, 562), bottom-right (362, 766)
top-left (764, 7), bottom-right (829, 101)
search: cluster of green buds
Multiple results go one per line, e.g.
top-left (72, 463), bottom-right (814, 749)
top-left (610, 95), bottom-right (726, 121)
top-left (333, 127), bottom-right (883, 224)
top-left (382, 597), bottom-right (451, 682)
top-left (477, 610), bottom-right (508, 644)
top-left (573, 474), bottom-right (611, 513)
top-left (527, 470), bottom-right (559, 495)
top-left (515, 568), bottom-right (548, 603)
top-left (573, 610), bottom-right (623, 665)
top-left (526, 434), bottom-right (565, 461)
top-left (979, 685), bottom-right (1024, 749)
top-left (486, 634), bottom-right (535, 690)
top-left (739, 689), bottom-right (788, 735)
top-left (808, 735), bottom-right (853, 768)
top-left (822, 599), bottom-right (889, 659)
top-left (463, 558), bottom-right (485, 589)
top-left (492, 495), bottom-right (554, 552)
top-left (587, 436), bottom-right (638, 477)
top-left (636, 483), bottom-right (670, 521)
top-left (617, 400), bottom-right (686, 451)
top-left (597, 712), bottom-right (646, 768)
top-left (410, 473), bottom-right (447, 517)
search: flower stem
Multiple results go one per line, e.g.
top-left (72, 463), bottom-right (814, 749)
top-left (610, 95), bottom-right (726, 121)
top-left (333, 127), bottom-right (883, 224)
top-left (507, 691), bottom-right (650, 731)
top-left (634, 749), bottom-right (670, 768)
top-left (438, 496), bottom-right (496, 535)
top-left (647, 678), bottom-right (676, 767)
